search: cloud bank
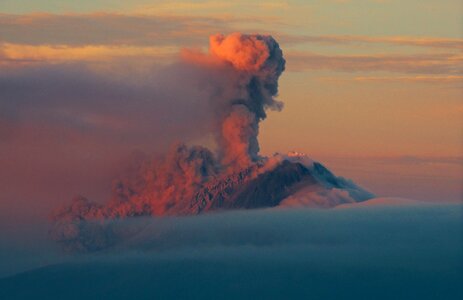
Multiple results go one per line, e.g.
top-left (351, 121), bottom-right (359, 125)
top-left (1, 205), bottom-right (462, 299)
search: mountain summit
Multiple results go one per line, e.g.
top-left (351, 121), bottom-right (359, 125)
top-left (50, 152), bottom-right (374, 252)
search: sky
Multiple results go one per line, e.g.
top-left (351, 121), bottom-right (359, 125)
top-left (0, 0), bottom-right (462, 221)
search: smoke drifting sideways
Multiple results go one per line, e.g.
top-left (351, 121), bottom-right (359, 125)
top-left (48, 33), bottom-right (374, 252)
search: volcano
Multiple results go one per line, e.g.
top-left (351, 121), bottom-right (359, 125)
top-left (50, 152), bottom-right (373, 252)
top-left (189, 154), bottom-right (373, 213)
top-left (49, 33), bottom-right (374, 252)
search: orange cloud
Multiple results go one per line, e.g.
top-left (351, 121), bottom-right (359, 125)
top-left (0, 13), bottom-right (233, 46)
top-left (286, 52), bottom-right (462, 75)
top-left (209, 33), bottom-right (270, 71)
top-left (0, 43), bottom-right (178, 65)
top-left (279, 34), bottom-right (463, 50)
top-left (319, 75), bottom-right (463, 84)
top-left (132, 1), bottom-right (288, 14)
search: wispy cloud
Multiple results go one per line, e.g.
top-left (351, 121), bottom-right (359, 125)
top-left (131, 1), bottom-right (289, 14)
top-left (0, 13), bottom-right (237, 46)
top-left (377, 155), bottom-right (463, 166)
top-left (286, 52), bottom-right (463, 75)
top-left (279, 34), bottom-right (463, 51)
top-left (2, 12), bottom-right (462, 79)
top-left (351, 75), bottom-right (463, 83)
top-left (0, 43), bottom-right (178, 66)
top-left (319, 75), bottom-right (463, 84)
top-left (4, 13), bottom-right (460, 51)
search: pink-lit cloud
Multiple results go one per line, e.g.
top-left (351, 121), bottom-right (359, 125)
top-left (279, 34), bottom-right (463, 50)
top-left (0, 13), bottom-right (252, 46)
top-left (286, 52), bottom-right (462, 75)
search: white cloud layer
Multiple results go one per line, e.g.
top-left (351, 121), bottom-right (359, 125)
top-left (0, 205), bottom-right (462, 299)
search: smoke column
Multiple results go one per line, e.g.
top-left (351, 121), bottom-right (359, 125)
top-left (49, 33), bottom-right (286, 248)
top-left (207, 33), bottom-right (285, 169)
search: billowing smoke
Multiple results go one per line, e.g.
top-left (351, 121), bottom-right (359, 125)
top-left (49, 33), bottom-right (284, 244)
top-left (49, 33), bottom-right (373, 251)
top-left (207, 33), bottom-right (285, 169)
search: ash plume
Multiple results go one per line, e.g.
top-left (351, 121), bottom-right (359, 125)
top-left (203, 33), bottom-right (285, 169)
top-left (49, 33), bottom-right (374, 252)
